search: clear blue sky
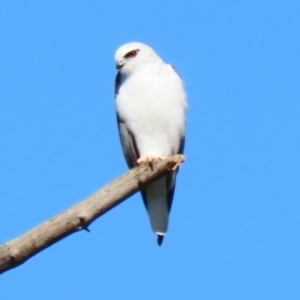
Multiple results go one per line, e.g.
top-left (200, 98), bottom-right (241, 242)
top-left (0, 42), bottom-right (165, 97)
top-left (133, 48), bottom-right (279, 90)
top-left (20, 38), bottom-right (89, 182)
top-left (1, 1), bottom-right (299, 299)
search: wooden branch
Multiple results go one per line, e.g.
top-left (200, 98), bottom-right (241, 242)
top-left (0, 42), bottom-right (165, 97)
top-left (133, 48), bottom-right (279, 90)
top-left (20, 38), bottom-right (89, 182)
top-left (0, 154), bottom-right (184, 274)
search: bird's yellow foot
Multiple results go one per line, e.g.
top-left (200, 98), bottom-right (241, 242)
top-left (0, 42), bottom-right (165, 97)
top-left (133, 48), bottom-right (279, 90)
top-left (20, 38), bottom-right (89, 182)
top-left (137, 156), bottom-right (162, 165)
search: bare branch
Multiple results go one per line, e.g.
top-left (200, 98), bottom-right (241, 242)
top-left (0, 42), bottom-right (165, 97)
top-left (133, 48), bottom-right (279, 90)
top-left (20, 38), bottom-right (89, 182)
top-left (0, 154), bottom-right (185, 274)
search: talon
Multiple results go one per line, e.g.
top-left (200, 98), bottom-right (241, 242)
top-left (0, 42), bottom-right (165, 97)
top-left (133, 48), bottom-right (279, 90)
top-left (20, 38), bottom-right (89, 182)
top-left (137, 157), bottom-right (147, 165)
top-left (137, 156), bottom-right (162, 165)
top-left (148, 156), bottom-right (162, 163)
top-left (153, 156), bottom-right (162, 161)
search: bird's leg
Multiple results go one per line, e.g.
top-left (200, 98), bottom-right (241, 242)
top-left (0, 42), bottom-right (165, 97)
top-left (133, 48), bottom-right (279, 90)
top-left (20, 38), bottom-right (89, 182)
top-left (137, 157), bottom-right (147, 165)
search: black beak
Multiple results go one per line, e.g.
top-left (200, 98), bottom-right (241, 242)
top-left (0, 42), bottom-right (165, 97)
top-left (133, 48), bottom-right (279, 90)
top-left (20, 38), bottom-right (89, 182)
top-left (116, 62), bottom-right (123, 70)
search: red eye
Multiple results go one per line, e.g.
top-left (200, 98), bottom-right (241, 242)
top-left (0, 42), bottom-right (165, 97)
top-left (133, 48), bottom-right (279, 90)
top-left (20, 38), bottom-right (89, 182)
top-left (125, 50), bottom-right (138, 59)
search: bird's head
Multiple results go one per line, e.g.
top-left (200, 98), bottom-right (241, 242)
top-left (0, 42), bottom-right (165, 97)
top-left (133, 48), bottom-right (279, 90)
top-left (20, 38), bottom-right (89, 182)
top-left (115, 42), bottom-right (160, 75)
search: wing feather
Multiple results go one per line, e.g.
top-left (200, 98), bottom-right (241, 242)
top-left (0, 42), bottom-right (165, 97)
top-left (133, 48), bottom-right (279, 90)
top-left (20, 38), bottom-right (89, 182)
top-left (115, 71), bottom-right (139, 169)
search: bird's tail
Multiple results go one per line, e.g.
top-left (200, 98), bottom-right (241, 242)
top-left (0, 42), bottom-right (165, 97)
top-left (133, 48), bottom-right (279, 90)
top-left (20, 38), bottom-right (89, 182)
top-left (142, 177), bottom-right (170, 245)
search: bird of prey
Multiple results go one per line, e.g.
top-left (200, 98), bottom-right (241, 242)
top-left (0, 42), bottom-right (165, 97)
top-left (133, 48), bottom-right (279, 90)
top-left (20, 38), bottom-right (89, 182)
top-left (114, 42), bottom-right (187, 245)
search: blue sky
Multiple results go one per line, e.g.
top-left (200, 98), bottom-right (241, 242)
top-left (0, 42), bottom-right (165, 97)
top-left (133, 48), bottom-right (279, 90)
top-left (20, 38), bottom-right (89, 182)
top-left (1, 1), bottom-right (299, 299)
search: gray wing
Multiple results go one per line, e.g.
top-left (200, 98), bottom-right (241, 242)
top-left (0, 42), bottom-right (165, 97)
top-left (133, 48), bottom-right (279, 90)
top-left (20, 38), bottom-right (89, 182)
top-left (116, 114), bottom-right (140, 169)
top-left (115, 71), bottom-right (139, 169)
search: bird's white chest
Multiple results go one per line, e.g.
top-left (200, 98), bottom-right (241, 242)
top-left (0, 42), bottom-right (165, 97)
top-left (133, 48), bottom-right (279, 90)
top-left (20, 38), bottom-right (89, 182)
top-left (117, 69), bottom-right (181, 123)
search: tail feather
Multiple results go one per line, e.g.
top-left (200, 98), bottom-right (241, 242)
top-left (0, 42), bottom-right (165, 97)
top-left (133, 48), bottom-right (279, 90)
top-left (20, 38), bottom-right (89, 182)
top-left (157, 235), bottom-right (164, 246)
top-left (142, 178), bottom-right (169, 234)
top-left (141, 174), bottom-right (177, 245)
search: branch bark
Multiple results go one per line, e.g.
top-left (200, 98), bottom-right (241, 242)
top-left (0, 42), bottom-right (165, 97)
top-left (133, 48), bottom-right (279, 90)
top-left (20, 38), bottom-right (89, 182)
top-left (0, 154), bottom-right (184, 274)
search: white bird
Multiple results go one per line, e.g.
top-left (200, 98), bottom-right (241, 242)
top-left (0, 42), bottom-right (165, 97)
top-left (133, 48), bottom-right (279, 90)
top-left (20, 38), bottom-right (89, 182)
top-left (114, 42), bottom-right (187, 245)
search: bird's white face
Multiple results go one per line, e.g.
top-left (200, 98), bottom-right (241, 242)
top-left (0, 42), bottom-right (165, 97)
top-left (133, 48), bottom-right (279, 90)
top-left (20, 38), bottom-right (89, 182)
top-left (115, 42), bottom-right (159, 75)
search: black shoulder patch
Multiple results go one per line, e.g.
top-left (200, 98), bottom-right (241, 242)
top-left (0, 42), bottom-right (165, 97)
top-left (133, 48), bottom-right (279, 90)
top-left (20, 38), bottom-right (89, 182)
top-left (171, 65), bottom-right (181, 78)
top-left (115, 71), bottom-right (122, 97)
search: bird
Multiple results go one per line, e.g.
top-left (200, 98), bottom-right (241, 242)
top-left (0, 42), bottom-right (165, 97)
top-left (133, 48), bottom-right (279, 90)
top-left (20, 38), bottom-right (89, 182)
top-left (114, 42), bottom-right (187, 245)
